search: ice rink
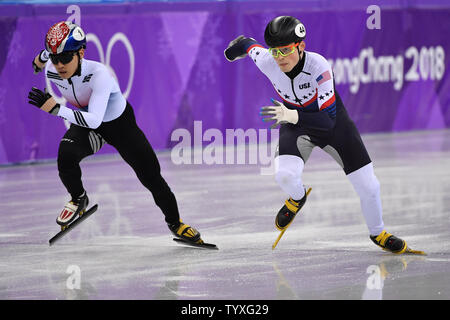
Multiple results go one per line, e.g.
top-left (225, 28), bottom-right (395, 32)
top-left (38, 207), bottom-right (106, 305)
top-left (1, 129), bottom-right (449, 300)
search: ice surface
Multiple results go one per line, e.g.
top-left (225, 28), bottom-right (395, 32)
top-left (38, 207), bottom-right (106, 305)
top-left (0, 129), bottom-right (449, 299)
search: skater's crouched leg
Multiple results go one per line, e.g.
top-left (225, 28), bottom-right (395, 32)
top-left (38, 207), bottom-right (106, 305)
top-left (57, 140), bottom-right (92, 227)
top-left (57, 126), bottom-right (94, 200)
top-left (100, 103), bottom-right (202, 240)
top-left (274, 155), bottom-right (308, 230)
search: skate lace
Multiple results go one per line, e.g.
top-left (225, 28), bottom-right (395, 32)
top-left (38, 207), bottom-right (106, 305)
top-left (374, 230), bottom-right (392, 247)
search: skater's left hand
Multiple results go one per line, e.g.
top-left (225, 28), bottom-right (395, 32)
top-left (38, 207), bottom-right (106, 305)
top-left (224, 35), bottom-right (256, 62)
top-left (28, 87), bottom-right (60, 115)
top-left (260, 99), bottom-right (299, 129)
top-left (32, 50), bottom-right (49, 74)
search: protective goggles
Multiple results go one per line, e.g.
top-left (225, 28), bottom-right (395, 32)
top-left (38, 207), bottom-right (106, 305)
top-left (49, 51), bottom-right (76, 65)
top-left (268, 43), bottom-right (299, 58)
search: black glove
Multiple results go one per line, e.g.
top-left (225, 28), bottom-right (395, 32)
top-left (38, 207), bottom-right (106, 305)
top-left (224, 35), bottom-right (255, 62)
top-left (28, 87), bottom-right (60, 115)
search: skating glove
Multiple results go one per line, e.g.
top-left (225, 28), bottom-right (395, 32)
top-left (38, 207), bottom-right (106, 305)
top-left (224, 35), bottom-right (256, 62)
top-left (28, 87), bottom-right (60, 115)
top-left (260, 99), bottom-right (299, 129)
top-left (32, 50), bottom-right (49, 74)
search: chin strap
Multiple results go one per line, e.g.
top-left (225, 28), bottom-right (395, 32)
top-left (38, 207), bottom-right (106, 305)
top-left (73, 51), bottom-right (82, 77)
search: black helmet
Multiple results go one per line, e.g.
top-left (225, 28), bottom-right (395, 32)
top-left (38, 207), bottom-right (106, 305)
top-left (264, 16), bottom-right (306, 47)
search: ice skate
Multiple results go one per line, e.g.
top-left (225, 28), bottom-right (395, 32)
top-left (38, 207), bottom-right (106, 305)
top-left (169, 220), bottom-right (218, 250)
top-left (273, 188), bottom-right (312, 250)
top-left (169, 219), bottom-right (201, 243)
top-left (370, 230), bottom-right (426, 255)
top-left (49, 192), bottom-right (98, 246)
top-left (275, 188), bottom-right (310, 231)
top-left (56, 191), bottom-right (89, 230)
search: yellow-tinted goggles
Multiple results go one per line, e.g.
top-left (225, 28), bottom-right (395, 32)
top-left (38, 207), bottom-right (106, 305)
top-left (268, 43), bottom-right (299, 58)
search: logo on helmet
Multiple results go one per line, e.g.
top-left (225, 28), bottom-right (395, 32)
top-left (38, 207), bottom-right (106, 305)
top-left (46, 22), bottom-right (70, 54)
top-left (294, 23), bottom-right (306, 38)
top-left (73, 27), bottom-right (85, 41)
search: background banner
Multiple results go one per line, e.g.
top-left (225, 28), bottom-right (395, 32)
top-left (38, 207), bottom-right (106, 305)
top-left (0, 0), bottom-right (449, 164)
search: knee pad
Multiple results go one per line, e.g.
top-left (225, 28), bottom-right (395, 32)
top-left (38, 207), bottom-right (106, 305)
top-left (275, 167), bottom-right (299, 186)
top-left (274, 155), bottom-right (304, 196)
top-left (275, 155), bottom-right (303, 181)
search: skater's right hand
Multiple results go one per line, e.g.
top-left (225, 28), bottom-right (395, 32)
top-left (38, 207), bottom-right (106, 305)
top-left (260, 99), bottom-right (299, 129)
top-left (28, 87), bottom-right (60, 115)
top-left (32, 50), bottom-right (49, 74)
top-left (224, 35), bottom-right (254, 62)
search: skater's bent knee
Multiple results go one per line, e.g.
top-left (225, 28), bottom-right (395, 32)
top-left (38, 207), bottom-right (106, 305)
top-left (275, 168), bottom-right (300, 186)
top-left (57, 147), bottom-right (86, 168)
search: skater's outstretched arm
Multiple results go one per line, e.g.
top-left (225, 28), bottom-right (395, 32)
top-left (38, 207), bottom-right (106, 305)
top-left (224, 35), bottom-right (277, 75)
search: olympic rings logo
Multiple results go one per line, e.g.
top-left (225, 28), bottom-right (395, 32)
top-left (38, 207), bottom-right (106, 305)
top-left (46, 32), bottom-right (135, 129)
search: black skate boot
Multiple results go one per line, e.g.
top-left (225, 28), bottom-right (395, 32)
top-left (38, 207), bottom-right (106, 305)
top-left (275, 190), bottom-right (308, 231)
top-left (56, 191), bottom-right (89, 230)
top-left (168, 219), bottom-right (202, 244)
top-left (370, 230), bottom-right (407, 254)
